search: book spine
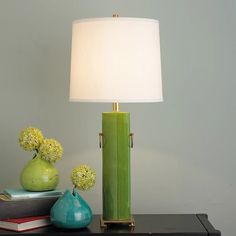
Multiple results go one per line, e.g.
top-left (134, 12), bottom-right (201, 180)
top-left (0, 197), bottom-right (58, 220)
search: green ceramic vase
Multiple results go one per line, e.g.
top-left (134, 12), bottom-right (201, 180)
top-left (20, 154), bottom-right (59, 191)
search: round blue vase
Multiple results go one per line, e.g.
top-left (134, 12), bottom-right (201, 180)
top-left (50, 189), bottom-right (92, 229)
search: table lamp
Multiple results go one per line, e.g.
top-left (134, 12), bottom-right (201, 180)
top-left (69, 16), bottom-right (163, 227)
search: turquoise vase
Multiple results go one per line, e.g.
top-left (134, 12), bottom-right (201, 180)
top-left (50, 189), bottom-right (92, 229)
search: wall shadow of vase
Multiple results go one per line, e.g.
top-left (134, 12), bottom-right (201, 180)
top-left (50, 189), bottom-right (92, 229)
top-left (20, 154), bottom-right (59, 191)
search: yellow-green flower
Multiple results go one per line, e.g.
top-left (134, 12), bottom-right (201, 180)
top-left (71, 165), bottom-right (96, 191)
top-left (19, 127), bottom-right (44, 151)
top-left (39, 139), bottom-right (63, 163)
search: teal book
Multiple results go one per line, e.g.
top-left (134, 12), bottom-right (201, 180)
top-left (3, 188), bottom-right (63, 200)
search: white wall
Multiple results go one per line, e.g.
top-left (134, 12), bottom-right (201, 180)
top-left (0, 0), bottom-right (235, 235)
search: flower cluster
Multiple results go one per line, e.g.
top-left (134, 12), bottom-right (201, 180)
top-left (19, 127), bottom-right (44, 151)
top-left (71, 165), bottom-right (96, 191)
top-left (19, 127), bottom-right (63, 163)
top-left (39, 139), bottom-right (63, 163)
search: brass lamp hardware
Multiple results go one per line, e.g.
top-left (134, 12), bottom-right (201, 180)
top-left (112, 14), bottom-right (119, 17)
top-left (100, 215), bottom-right (135, 228)
top-left (129, 133), bottom-right (134, 148)
top-left (99, 133), bottom-right (104, 148)
top-left (112, 102), bottom-right (120, 112)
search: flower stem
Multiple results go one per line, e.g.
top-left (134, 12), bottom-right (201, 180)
top-left (72, 186), bottom-right (76, 196)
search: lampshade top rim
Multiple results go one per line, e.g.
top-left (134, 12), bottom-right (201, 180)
top-left (69, 98), bottom-right (163, 103)
top-left (72, 17), bottom-right (159, 24)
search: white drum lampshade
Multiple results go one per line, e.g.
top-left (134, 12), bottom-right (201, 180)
top-left (69, 17), bottom-right (163, 103)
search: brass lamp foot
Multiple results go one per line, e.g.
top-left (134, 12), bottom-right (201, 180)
top-left (100, 215), bottom-right (135, 228)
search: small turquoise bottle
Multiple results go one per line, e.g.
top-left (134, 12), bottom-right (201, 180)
top-left (50, 189), bottom-right (92, 229)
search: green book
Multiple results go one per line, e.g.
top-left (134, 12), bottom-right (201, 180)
top-left (3, 188), bottom-right (63, 200)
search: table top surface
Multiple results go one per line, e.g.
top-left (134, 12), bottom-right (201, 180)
top-left (0, 214), bottom-right (220, 236)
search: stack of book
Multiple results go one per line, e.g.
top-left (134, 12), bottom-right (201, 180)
top-left (0, 188), bottom-right (63, 232)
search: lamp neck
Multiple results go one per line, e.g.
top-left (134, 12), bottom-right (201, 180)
top-left (112, 103), bottom-right (120, 112)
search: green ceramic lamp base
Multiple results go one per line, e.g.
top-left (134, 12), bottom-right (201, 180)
top-left (101, 112), bottom-right (131, 221)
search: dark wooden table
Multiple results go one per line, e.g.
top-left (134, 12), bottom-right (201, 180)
top-left (0, 214), bottom-right (221, 236)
